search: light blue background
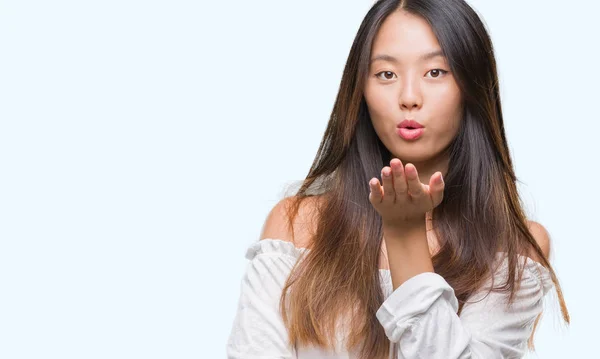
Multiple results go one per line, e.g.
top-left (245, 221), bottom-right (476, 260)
top-left (0, 0), bottom-right (597, 358)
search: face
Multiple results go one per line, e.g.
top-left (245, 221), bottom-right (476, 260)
top-left (364, 10), bottom-right (463, 166)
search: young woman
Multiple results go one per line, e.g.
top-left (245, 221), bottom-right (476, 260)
top-left (227, 0), bottom-right (570, 358)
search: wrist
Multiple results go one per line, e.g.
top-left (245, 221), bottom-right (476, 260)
top-left (382, 218), bottom-right (425, 232)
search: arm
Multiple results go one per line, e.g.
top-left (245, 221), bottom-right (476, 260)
top-left (226, 249), bottom-right (296, 359)
top-left (227, 197), bottom-right (316, 359)
top-left (383, 221), bottom-right (434, 290)
top-left (378, 222), bottom-right (552, 359)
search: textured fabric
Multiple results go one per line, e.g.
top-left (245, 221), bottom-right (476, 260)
top-left (226, 238), bottom-right (553, 359)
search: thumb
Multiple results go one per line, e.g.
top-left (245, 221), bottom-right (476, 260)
top-left (429, 172), bottom-right (445, 207)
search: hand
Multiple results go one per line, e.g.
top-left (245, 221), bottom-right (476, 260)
top-left (368, 158), bottom-right (445, 227)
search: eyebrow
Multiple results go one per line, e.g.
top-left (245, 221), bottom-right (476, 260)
top-left (369, 49), bottom-right (446, 65)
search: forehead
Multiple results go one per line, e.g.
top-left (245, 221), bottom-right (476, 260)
top-left (370, 10), bottom-right (444, 64)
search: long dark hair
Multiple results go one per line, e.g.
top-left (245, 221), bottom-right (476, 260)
top-left (279, 1), bottom-right (570, 358)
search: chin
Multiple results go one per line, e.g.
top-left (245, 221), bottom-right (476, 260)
top-left (389, 152), bottom-right (429, 164)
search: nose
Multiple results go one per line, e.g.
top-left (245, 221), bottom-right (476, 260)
top-left (398, 74), bottom-right (422, 111)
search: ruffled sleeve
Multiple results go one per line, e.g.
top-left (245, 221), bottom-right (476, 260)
top-left (375, 252), bottom-right (554, 359)
top-left (226, 238), bottom-right (306, 359)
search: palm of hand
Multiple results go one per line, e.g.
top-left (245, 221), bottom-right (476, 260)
top-left (368, 158), bottom-right (445, 226)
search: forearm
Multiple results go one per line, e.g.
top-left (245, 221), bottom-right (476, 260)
top-left (375, 241), bottom-right (549, 359)
top-left (383, 221), bottom-right (434, 290)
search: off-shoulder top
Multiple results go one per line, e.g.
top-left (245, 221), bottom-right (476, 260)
top-left (226, 237), bottom-right (553, 359)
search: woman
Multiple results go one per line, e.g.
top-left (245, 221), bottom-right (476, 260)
top-left (226, 0), bottom-right (570, 358)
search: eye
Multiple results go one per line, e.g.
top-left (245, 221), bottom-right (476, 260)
top-left (374, 69), bottom-right (449, 81)
top-left (374, 71), bottom-right (396, 81)
top-left (426, 69), bottom-right (449, 78)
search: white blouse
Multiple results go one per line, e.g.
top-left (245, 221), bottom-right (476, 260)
top-left (226, 238), bottom-right (554, 359)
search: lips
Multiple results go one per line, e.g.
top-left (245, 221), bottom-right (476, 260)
top-left (397, 127), bottom-right (424, 140)
top-left (397, 119), bottom-right (424, 129)
top-left (396, 119), bottom-right (424, 140)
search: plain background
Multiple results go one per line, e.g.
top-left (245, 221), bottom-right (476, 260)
top-left (0, 0), bottom-right (598, 358)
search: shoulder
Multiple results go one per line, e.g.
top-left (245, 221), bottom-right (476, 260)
top-left (526, 220), bottom-right (552, 262)
top-left (259, 195), bottom-right (324, 249)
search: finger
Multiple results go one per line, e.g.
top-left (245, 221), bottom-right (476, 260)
top-left (381, 166), bottom-right (395, 203)
top-left (405, 164), bottom-right (426, 199)
top-left (428, 171), bottom-right (445, 207)
top-left (390, 158), bottom-right (407, 196)
top-left (368, 178), bottom-right (383, 204)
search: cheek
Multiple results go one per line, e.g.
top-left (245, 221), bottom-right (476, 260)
top-left (431, 87), bottom-right (462, 134)
top-left (364, 87), bottom-right (399, 137)
top-left (364, 86), bottom-right (393, 119)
